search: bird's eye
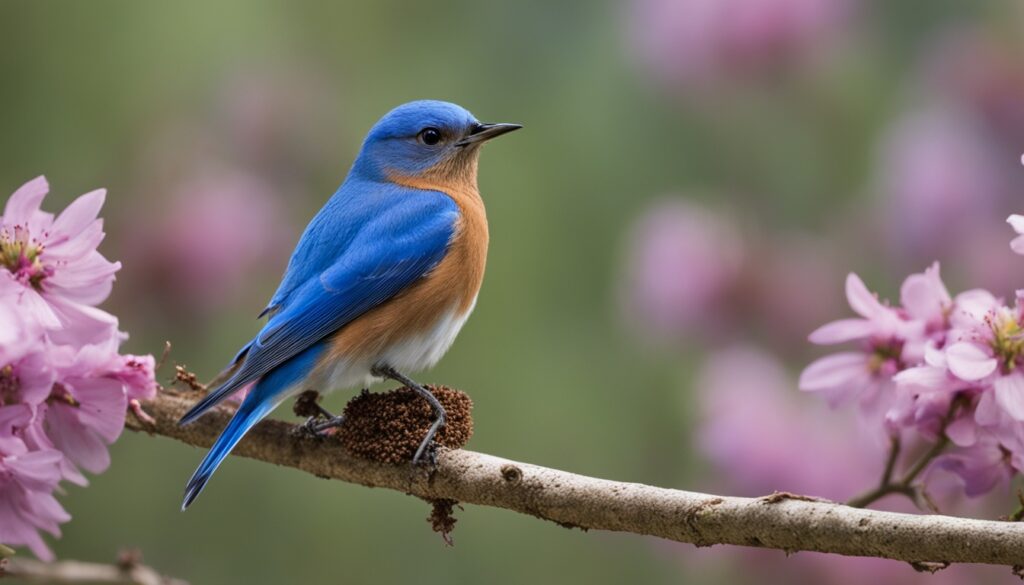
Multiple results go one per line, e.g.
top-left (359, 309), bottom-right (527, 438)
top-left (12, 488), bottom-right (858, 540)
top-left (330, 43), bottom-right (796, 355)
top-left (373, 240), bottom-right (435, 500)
top-left (418, 127), bottom-right (442, 146)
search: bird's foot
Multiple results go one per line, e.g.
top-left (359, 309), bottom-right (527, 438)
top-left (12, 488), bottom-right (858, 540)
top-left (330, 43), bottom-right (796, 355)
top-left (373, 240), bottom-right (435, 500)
top-left (411, 415), bottom-right (446, 468)
top-left (310, 414), bottom-right (345, 434)
top-left (291, 415), bottom-right (323, 438)
top-left (290, 390), bottom-right (345, 437)
top-left (291, 413), bottom-right (346, 437)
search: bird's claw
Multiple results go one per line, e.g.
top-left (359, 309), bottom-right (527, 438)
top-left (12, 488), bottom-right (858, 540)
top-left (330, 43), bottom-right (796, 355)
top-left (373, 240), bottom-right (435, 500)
top-left (291, 416), bottom-right (324, 438)
top-left (291, 414), bottom-right (345, 438)
top-left (310, 415), bottom-right (345, 434)
top-left (411, 440), bottom-right (439, 468)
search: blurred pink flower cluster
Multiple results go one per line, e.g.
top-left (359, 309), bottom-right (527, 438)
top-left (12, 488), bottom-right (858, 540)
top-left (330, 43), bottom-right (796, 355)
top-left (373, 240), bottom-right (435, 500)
top-left (872, 30), bottom-right (1024, 292)
top-left (631, 0), bottom-right (856, 88)
top-left (116, 67), bottom-right (333, 321)
top-left (800, 231), bottom-right (1024, 497)
top-left (0, 177), bottom-right (156, 560)
top-left (122, 171), bottom-right (291, 313)
top-left (683, 346), bottom-right (1009, 584)
top-left (621, 198), bottom-right (842, 347)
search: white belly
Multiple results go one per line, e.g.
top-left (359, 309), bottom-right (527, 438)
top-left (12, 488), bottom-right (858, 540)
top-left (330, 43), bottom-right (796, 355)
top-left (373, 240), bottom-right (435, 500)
top-left (317, 297), bottom-right (476, 392)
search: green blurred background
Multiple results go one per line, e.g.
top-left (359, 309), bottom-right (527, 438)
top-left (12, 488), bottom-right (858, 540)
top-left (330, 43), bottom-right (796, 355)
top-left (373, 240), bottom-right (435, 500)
top-left (1, 1), bottom-right (1022, 583)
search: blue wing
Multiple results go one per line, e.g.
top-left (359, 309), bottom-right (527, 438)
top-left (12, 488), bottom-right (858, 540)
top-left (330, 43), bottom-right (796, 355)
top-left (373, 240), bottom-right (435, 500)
top-left (179, 182), bottom-right (459, 425)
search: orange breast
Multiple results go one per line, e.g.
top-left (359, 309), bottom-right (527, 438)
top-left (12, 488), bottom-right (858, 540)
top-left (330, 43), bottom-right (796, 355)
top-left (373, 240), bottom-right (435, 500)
top-left (320, 172), bottom-right (488, 366)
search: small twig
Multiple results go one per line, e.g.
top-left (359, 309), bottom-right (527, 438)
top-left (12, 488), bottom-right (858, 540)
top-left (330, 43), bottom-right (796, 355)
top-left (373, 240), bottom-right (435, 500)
top-left (172, 365), bottom-right (205, 393)
top-left (1007, 489), bottom-right (1024, 522)
top-left (154, 342), bottom-right (172, 374)
top-left (903, 434), bottom-right (950, 487)
top-left (847, 402), bottom-right (958, 509)
top-left (880, 436), bottom-right (901, 485)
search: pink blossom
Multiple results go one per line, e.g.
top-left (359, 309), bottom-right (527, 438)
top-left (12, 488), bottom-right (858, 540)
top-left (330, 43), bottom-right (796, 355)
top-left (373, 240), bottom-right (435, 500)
top-left (0, 176), bottom-right (156, 558)
top-left (751, 234), bottom-right (846, 347)
top-left (622, 199), bottom-right (743, 339)
top-left (874, 106), bottom-right (1005, 264)
top-left (0, 282), bottom-right (43, 368)
top-left (926, 31), bottom-right (1024, 150)
top-left (872, 282), bottom-right (1024, 495)
top-left (1008, 214), bottom-right (1024, 255)
top-left (110, 354), bottom-right (158, 402)
top-left (631, 0), bottom-right (856, 88)
top-left (799, 272), bottom-right (919, 415)
top-left (800, 264), bottom-right (970, 447)
top-left (933, 439), bottom-right (1013, 498)
top-left (0, 176), bottom-right (121, 343)
top-left (0, 406), bottom-right (68, 561)
top-left (121, 171), bottom-right (291, 313)
top-left (0, 329), bottom-right (56, 412)
top-left (677, 346), bottom-right (1010, 584)
top-left (41, 342), bottom-right (130, 476)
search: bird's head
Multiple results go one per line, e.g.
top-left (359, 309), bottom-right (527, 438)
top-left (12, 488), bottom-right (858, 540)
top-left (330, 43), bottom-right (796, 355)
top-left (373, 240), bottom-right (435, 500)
top-left (353, 100), bottom-right (520, 185)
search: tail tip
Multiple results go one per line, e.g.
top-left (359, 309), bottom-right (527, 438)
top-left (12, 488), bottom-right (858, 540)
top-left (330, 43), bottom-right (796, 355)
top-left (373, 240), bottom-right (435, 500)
top-left (178, 407), bottom-right (204, 427)
top-left (181, 474), bottom-right (209, 511)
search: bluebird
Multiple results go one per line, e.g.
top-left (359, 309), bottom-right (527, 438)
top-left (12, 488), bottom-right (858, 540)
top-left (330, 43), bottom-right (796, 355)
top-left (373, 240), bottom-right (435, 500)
top-left (177, 100), bottom-right (520, 509)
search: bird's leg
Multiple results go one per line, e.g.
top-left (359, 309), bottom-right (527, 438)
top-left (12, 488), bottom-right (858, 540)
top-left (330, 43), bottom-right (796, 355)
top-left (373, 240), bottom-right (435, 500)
top-left (291, 390), bottom-right (345, 436)
top-left (309, 414), bottom-right (345, 434)
top-left (371, 364), bottom-right (446, 466)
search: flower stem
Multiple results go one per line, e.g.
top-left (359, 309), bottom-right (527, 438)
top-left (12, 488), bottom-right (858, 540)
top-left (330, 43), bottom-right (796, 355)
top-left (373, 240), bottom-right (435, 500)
top-left (880, 435), bottom-right (901, 485)
top-left (846, 402), bottom-right (959, 509)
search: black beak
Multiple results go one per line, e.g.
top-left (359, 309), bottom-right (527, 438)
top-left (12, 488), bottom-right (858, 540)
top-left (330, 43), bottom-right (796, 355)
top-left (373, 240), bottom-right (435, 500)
top-left (456, 122), bottom-right (522, 147)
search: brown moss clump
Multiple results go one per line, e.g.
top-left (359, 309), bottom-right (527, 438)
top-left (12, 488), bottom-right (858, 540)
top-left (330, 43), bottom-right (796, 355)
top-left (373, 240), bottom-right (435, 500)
top-left (427, 498), bottom-right (460, 546)
top-left (338, 385), bottom-right (472, 464)
top-left (292, 390), bottom-right (324, 418)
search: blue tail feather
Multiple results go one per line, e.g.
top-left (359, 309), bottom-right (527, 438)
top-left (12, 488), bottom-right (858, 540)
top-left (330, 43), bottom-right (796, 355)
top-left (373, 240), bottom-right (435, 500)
top-left (180, 341), bottom-right (326, 510)
top-left (182, 392), bottom-right (275, 510)
top-left (178, 373), bottom-right (251, 427)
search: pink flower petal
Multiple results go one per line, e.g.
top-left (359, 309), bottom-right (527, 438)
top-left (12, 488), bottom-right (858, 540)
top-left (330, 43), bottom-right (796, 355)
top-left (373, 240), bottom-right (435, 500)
top-left (6, 450), bottom-right (64, 491)
top-left (0, 494), bottom-right (56, 562)
top-left (807, 318), bottom-right (874, 344)
top-left (945, 415), bottom-right (977, 447)
top-left (43, 219), bottom-right (104, 261)
top-left (2, 176), bottom-right (48, 226)
top-left (7, 284), bottom-right (61, 330)
top-left (892, 365), bottom-right (947, 391)
top-left (799, 352), bottom-right (869, 393)
top-left (1012, 235), bottom-right (1024, 256)
top-left (63, 377), bottom-right (127, 444)
top-left (975, 391), bottom-right (1003, 426)
top-left (935, 443), bottom-right (1010, 497)
top-left (900, 262), bottom-right (950, 321)
top-left (13, 351), bottom-right (56, 405)
top-left (951, 289), bottom-right (999, 327)
top-left (47, 189), bottom-right (105, 243)
top-left (995, 372), bottom-right (1024, 421)
top-left (46, 253), bottom-right (120, 305)
top-left (45, 404), bottom-right (113, 475)
top-left (44, 296), bottom-right (120, 346)
top-left (924, 342), bottom-right (947, 368)
top-left (1008, 214), bottom-right (1024, 235)
top-left (845, 273), bottom-right (885, 319)
top-left (945, 342), bottom-right (997, 381)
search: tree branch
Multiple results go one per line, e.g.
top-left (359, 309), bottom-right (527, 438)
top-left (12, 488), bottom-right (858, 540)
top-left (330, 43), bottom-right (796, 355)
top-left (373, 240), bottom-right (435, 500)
top-left (1, 557), bottom-right (187, 585)
top-left (127, 390), bottom-right (1024, 570)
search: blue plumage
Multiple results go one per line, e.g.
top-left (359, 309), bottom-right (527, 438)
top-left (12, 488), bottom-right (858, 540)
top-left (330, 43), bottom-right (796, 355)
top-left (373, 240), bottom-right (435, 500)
top-left (182, 341), bottom-right (328, 510)
top-left (177, 186), bottom-right (458, 426)
top-left (177, 100), bottom-right (520, 509)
